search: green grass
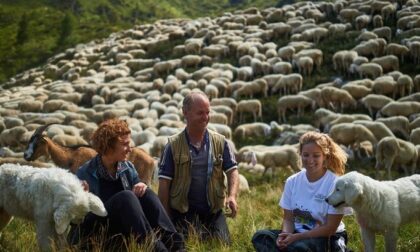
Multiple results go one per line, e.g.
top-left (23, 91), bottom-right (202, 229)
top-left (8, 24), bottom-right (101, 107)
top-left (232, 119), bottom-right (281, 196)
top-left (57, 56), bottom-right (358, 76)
top-left (1, 169), bottom-right (419, 251)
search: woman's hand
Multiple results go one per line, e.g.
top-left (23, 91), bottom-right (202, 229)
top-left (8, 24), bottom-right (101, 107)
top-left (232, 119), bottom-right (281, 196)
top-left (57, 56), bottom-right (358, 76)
top-left (276, 232), bottom-right (297, 249)
top-left (132, 182), bottom-right (148, 197)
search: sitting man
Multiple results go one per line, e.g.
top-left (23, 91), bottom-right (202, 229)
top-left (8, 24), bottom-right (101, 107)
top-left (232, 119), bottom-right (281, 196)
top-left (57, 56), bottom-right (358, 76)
top-left (158, 91), bottom-right (239, 244)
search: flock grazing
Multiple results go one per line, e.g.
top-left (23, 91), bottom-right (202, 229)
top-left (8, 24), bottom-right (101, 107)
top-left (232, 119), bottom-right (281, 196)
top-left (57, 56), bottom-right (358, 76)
top-left (1, 0), bottom-right (420, 184)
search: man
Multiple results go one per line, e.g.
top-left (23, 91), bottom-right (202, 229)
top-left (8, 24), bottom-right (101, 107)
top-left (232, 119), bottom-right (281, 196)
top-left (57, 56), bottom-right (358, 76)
top-left (158, 91), bottom-right (239, 244)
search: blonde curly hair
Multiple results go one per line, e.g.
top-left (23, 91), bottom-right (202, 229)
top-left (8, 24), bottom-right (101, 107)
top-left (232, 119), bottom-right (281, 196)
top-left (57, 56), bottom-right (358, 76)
top-left (299, 131), bottom-right (347, 175)
top-left (91, 119), bottom-right (131, 155)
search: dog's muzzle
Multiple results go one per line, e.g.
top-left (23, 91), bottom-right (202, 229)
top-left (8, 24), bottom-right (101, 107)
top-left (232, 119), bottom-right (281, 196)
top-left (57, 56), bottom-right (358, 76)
top-left (325, 198), bottom-right (345, 208)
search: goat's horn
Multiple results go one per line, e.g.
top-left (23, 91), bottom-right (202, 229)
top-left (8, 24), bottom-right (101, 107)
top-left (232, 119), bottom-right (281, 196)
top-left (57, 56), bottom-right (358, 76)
top-left (33, 123), bottom-right (55, 137)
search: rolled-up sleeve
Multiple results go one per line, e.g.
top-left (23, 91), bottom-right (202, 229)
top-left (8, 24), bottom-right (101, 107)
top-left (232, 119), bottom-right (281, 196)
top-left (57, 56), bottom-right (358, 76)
top-left (223, 140), bottom-right (237, 173)
top-left (158, 143), bottom-right (174, 180)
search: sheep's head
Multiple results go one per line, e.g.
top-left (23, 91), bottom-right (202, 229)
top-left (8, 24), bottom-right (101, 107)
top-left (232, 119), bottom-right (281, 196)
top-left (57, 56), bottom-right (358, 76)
top-left (23, 123), bottom-right (53, 161)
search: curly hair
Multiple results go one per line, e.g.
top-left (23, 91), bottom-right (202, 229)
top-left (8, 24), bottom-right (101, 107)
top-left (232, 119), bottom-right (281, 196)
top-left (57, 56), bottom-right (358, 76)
top-left (298, 131), bottom-right (347, 175)
top-left (91, 119), bottom-right (131, 155)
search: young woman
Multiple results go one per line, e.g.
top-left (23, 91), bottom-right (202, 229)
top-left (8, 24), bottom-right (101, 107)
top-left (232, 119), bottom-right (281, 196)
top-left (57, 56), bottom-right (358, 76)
top-left (68, 119), bottom-right (184, 252)
top-left (252, 131), bottom-right (351, 251)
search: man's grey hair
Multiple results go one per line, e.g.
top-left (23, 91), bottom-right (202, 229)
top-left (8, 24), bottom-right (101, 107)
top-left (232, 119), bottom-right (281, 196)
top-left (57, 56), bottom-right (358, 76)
top-left (182, 91), bottom-right (208, 111)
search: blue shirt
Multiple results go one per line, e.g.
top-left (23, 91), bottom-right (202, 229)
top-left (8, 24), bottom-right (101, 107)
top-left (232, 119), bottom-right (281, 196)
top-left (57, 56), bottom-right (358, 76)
top-left (77, 155), bottom-right (141, 197)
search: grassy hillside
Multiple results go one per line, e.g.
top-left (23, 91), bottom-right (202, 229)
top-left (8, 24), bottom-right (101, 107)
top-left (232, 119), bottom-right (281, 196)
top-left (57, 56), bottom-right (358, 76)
top-left (0, 0), bottom-right (281, 83)
top-left (1, 0), bottom-right (420, 250)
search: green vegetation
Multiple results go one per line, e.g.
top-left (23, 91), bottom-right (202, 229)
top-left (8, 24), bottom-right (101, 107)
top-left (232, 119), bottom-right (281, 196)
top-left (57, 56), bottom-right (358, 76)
top-left (1, 172), bottom-right (420, 251)
top-left (0, 0), bottom-right (282, 83)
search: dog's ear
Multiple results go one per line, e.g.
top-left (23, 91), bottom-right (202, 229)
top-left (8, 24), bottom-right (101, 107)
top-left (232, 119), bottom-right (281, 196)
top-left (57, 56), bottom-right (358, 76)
top-left (344, 181), bottom-right (363, 205)
top-left (88, 193), bottom-right (107, 217)
top-left (54, 206), bottom-right (71, 235)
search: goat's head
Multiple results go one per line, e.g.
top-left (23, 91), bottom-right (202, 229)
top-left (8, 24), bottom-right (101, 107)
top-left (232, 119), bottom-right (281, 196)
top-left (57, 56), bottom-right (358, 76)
top-left (24, 123), bottom-right (53, 161)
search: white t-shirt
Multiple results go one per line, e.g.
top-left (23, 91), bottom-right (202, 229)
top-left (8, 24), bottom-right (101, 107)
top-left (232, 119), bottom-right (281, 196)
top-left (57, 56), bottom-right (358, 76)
top-left (279, 169), bottom-right (351, 233)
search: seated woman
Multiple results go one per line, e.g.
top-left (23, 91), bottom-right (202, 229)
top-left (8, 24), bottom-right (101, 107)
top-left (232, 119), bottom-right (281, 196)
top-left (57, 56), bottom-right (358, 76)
top-left (68, 119), bottom-right (184, 252)
top-left (252, 131), bottom-right (351, 252)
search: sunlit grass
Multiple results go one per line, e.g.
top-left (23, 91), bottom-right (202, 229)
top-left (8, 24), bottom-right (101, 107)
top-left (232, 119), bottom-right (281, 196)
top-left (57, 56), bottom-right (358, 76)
top-left (1, 172), bottom-right (420, 252)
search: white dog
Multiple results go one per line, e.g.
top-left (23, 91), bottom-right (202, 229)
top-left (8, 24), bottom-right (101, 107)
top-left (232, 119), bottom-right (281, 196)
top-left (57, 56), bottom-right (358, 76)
top-left (0, 163), bottom-right (107, 251)
top-left (326, 171), bottom-right (420, 252)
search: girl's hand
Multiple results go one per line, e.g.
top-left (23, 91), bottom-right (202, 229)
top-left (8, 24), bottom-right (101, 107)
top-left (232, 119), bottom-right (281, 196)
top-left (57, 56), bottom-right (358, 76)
top-left (132, 182), bottom-right (148, 197)
top-left (277, 232), bottom-right (296, 249)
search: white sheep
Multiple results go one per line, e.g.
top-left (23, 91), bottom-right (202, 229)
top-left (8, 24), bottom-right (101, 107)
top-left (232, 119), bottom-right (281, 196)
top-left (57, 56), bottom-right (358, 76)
top-left (356, 63), bottom-right (383, 79)
top-left (242, 145), bottom-right (301, 175)
top-left (209, 112), bottom-right (228, 125)
top-left (360, 94), bottom-right (393, 118)
top-left (379, 101), bottom-right (420, 118)
top-left (410, 127), bottom-right (420, 145)
top-left (396, 74), bottom-right (413, 98)
top-left (372, 26), bottom-right (392, 42)
top-left (211, 105), bottom-right (234, 126)
top-left (341, 83), bottom-right (372, 100)
top-left (386, 43), bottom-right (409, 63)
top-left (328, 123), bottom-right (378, 158)
top-left (377, 116), bottom-right (411, 140)
top-left (295, 56), bottom-right (314, 76)
top-left (234, 122), bottom-right (271, 140)
top-left (237, 99), bottom-right (262, 123)
top-left (375, 136), bottom-right (417, 179)
top-left (237, 66), bottom-right (253, 81)
top-left (272, 62), bottom-right (292, 74)
top-left (333, 50), bottom-right (358, 75)
top-left (277, 95), bottom-right (314, 122)
top-left (204, 84), bottom-right (219, 100)
top-left (277, 46), bottom-right (295, 62)
top-left (271, 73), bottom-right (303, 95)
top-left (320, 87), bottom-right (357, 113)
top-left (373, 15), bottom-right (383, 28)
top-left (0, 126), bottom-right (28, 147)
top-left (414, 75), bottom-right (420, 92)
top-left (355, 15), bottom-right (372, 30)
top-left (233, 78), bottom-right (268, 99)
top-left (293, 49), bottom-right (323, 70)
top-left (371, 55), bottom-right (399, 73)
top-left (323, 114), bottom-right (373, 132)
top-left (207, 123), bottom-right (232, 139)
top-left (372, 75), bottom-right (396, 98)
top-left (353, 120), bottom-right (395, 140)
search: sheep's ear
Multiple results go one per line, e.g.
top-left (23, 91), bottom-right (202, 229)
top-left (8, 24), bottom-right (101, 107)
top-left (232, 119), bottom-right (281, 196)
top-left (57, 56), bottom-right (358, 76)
top-left (88, 193), bottom-right (107, 217)
top-left (54, 206), bottom-right (71, 235)
top-left (345, 182), bottom-right (363, 205)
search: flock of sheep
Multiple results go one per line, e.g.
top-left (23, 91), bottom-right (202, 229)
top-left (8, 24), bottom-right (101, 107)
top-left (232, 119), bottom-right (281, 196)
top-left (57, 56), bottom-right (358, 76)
top-left (1, 0), bottom-right (420, 185)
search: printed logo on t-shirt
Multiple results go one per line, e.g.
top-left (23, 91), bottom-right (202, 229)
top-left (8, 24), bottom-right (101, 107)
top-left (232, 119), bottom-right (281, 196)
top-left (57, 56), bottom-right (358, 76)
top-left (293, 208), bottom-right (321, 230)
top-left (314, 193), bottom-right (327, 202)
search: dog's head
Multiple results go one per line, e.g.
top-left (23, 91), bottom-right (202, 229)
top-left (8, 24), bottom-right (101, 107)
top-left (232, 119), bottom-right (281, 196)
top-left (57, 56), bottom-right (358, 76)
top-left (326, 171), bottom-right (364, 208)
top-left (53, 192), bottom-right (107, 234)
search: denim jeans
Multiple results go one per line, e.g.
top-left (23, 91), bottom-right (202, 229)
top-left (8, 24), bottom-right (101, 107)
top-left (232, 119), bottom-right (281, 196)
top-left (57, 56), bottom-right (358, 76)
top-left (252, 229), bottom-right (348, 252)
top-left (68, 190), bottom-right (185, 252)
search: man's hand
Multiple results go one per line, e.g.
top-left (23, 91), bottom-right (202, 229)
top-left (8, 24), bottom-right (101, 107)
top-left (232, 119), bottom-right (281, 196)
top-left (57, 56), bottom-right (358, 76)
top-left (225, 195), bottom-right (238, 218)
top-left (132, 182), bottom-right (148, 197)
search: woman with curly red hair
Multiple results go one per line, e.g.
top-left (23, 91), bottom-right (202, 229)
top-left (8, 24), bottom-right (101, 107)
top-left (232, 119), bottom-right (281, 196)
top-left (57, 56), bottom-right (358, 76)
top-left (68, 119), bottom-right (184, 252)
